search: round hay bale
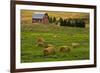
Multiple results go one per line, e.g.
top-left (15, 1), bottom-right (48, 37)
top-left (37, 42), bottom-right (45, 47)
top-left (59, 46), bottom-right (71, 53)
top-left (44, 44), bottom-right (54, 48)
top-left (36, 37), bottom-right (45, 47)
top-left (72, 43), bottom-right (80, 48)
top-left (36, 37), bottom-right (45, 43)
top-left (43, 46), bottom-right (56, 56)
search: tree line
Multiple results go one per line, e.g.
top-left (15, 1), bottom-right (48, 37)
top-left (48, 17), bottom-right (85, 28)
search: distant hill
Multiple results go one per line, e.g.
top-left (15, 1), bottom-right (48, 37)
top-left (21, 10), bottom-right (89, 24)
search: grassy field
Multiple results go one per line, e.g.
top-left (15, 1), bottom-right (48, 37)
top-left (21, 23), bottom-right (89, 63)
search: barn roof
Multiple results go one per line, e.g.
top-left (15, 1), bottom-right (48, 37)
top-left (32, 12), bottom-right (47, 19)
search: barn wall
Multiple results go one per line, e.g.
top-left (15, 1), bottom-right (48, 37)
top-left (43, 14), bottom-right (49, 24)
top-left (32, 14), bottom-right (49, 24)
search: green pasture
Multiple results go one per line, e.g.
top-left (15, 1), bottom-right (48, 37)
top-left (21, 24), bottom-right (89, 63)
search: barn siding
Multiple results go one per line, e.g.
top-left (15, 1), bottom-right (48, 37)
top-left (32, 13), bottom-right (49, 24)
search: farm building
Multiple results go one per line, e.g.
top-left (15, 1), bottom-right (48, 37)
top-left (32, 12), bottom-right (49, 24)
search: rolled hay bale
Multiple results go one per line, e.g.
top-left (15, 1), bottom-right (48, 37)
top-left (37, 42), bottom-right (45, 47)
top-left (44, 44), bottom-right (54, 48)
top-left (36, 37), bottom-right (45, 43)
top-left (72, 43), bottom-right (80, 48)
top-left (53, 35), bottom-right (57, 38)
top-left (36, 37), bottom-right (46, 47)
top-left (59, 46), bottom-right (71, 53)
top-left (43, 46), bottom-right (56, 56)
top-left (53, 35), bottom-right (60, 38)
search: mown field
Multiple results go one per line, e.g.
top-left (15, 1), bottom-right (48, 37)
top-left (21, 23), bottom-right (89, 63)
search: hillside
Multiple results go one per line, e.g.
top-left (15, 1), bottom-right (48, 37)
top-left (21, 10), bottom-right (89, 24)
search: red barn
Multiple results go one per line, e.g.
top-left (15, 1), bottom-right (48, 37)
top-left (32, 12), bottom-right (49, 24)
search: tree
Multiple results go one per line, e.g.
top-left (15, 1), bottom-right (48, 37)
top-left (58, 17), bottom-right (64, 26)
top-left (53, 17), bottom-right (56, 23)
top-left (49, 17), bottom-right (53, 23)
top-left (76, 19), bottom-right (85, 28)
top-left (67, 19), bottom-right (71, 27)
top-left (63, 19), bottom-right (67, 26)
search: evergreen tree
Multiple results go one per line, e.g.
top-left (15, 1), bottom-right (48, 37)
top-left (53, 17), bottom-right (56, 23)
top-left (59, 18), bottom-right (64, 26)
top-left (49, 17), bottom-right (53, 23)
top-left (63, 19), bottom-right (67, 26)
